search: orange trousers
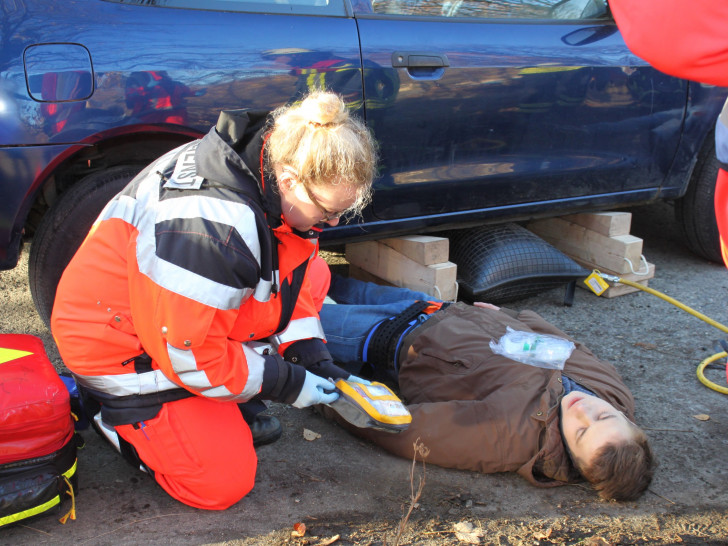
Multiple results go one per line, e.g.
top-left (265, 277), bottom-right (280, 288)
top-left (115, 396), bottom-right (257, 510)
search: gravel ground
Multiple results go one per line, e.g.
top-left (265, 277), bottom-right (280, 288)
top-left (2, 201), bottom-right (728, 545)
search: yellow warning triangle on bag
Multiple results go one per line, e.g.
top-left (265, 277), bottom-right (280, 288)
top-left (0, 348), bottom-right (33, 364)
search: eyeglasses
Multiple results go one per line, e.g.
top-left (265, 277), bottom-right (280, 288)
top-left (301, 182), bottom-right (348, 222)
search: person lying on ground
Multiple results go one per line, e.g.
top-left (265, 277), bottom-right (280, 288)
top-left (313, 261), bottom-right (655, 502)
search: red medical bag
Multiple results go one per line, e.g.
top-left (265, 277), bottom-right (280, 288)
top-left (0, 334), bottom-right (78, 527)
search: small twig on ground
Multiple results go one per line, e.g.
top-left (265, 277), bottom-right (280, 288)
top-left (388, 437), bottom-right (430, 546)
top-left (79, 513), bottom-right (188, 544)
top-left (294, 469), bottom-right (326, 482)
top-left (18, 524), bottom-right (53, 536)
top-left (648, 489), bottom-right (676, 504)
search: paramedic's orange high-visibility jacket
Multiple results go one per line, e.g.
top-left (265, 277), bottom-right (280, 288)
top-left (53, 109), bottom-right (322, 408)
top-left (51, 110), bottom-right (326, 509)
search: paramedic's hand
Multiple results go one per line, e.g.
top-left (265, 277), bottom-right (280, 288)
top-left (292, 371), bottom-right (338, 408)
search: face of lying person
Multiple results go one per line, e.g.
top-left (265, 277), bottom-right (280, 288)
top-left (560, 391), bottom-right (636, 466)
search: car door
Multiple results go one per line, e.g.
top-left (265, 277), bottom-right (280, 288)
top-left (355, 0), bottom-right (688, 222)
top-left (3, 0), bottom-right (364, 146)
top-left (0, 0), bottom-right (364, 268)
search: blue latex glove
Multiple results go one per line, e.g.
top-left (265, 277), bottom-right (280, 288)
top-left (347, 375), bottom-right (371, 386)
top-left (292, 371), bottom-right (339, 408)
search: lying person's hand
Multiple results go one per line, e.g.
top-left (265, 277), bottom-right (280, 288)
top-left (473, 301), bottom-right (500, 311)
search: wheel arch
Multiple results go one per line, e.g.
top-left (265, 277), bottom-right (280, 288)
top-left (674, 125), bottom-right (722, 262)
top-left (24, 128), bottom-right (199, 238)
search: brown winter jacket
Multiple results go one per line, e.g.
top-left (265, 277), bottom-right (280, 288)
top-left (351, 302), bottom-right (636, 487)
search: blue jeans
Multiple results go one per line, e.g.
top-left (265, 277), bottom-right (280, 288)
top-left (319, 275), bottom-right (439, 363)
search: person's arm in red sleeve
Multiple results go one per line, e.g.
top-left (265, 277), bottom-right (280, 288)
top-left (609, 0), bottom-right (728, 87)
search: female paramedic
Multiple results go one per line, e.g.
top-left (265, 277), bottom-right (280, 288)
top-left (314, 262), bottom-right (655, 502)
top-left (51, 90), bottom-right (378, 510)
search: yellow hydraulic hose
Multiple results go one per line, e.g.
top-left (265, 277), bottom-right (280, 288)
top-left (614, 277), bottom-right (728, 334)
top-left (696, 351), bottom-right (728, 395)
top-left (595, 272), bottom-right (728, 394)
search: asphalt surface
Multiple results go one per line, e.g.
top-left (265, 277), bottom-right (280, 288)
top-left (1, 201), bottom-right (728, 545)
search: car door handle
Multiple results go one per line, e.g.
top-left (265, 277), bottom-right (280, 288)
top-left (391, 51), bottom-right (449, 80)
top-left (391, 51), bottom-right (449, 69)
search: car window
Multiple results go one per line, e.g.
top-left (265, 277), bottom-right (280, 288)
top-left (365, 0), bottom-right (608, 19)
top-left (105, 0), bottom-right (348, 16)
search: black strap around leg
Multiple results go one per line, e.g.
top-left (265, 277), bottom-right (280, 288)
top-left (362, 301), bottom-right (431, 370)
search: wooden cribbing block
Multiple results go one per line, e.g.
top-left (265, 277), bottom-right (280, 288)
top-left (560, 211), bottom-right (632, 237)
top-left (345, 240), bottom-right (458, 300)
top-left (576, 259), bottom-right (655, 298)
top-left (348, 264), bottom-right (396, 287)
top-left (379, 235), bottom-right (449, 266)
top-left (526, 217), bottom-right (643, 274)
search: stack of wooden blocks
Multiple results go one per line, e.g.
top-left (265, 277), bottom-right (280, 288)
top-left (526, 211), bottom-right (655, 298)
top-left (345, 235), bottom-right (458, 301)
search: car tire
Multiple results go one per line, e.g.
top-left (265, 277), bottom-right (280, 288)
top-left (29, 165), bottom-right (143, 329)
top-left (675, 136), bottom-right (722, 263)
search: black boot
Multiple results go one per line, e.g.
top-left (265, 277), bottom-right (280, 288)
top-left (250, 414), bottom-right (283, 447)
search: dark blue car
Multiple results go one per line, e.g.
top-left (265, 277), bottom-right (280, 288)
top-left (1, 0), bottom-right (726, 324)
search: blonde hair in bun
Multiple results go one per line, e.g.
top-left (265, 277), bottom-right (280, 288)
top-left (267, 90), bottom-right (378, 216)
top-left (299, 91), bottom-right (347, 127)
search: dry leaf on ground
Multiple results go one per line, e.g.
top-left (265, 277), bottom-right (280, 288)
top-left (454, 521), bottom-right (483, 544)
top-left (533, 527), bottom-right (553, 540)
top-left (582, 537), bottom-right (610, 546)
top-left (316, 535), bottom-right (340, 545)
top-left (292, 522), bottom-right (306, 537)
top-left (303, 428), bottom-right (322, 441)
